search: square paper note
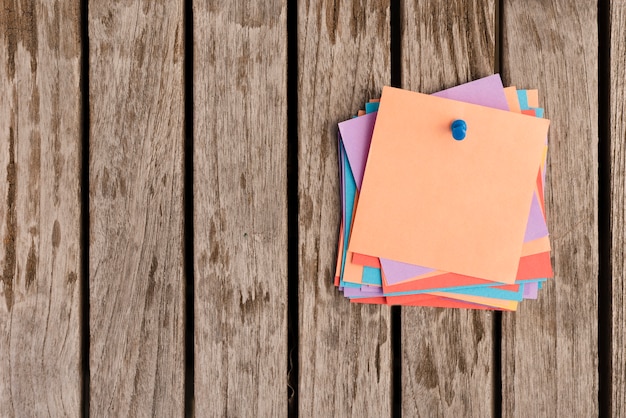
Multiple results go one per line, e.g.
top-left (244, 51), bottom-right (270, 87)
top-left (348, 86), bottom-right (550, 284)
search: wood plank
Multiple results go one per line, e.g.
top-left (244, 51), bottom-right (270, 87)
top-left (193, 2), bottom-right (288, 416)
top-left (88, 2), bottom-right (185, 415)
top-left (0, 2), bottom-right (82, 416)
top-left (610, 1), bottom-right (626, 415)
top-left (400, 1), bottom-right (496, 416)
top-left (501, 1), bottom-right (598, 416)
top-left (297, 1), bottom-right (392, 416)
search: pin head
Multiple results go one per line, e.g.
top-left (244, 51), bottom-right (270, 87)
top-left (451, 119), bottom-right (467, 141)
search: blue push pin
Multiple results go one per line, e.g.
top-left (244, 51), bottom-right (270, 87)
top-left (451, 119), bottom-right (467, 141)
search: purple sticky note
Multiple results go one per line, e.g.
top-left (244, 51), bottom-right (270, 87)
top-left (343, 286), bottom-right (383, 298)
top-left (380, 258), bottom-right (435, 285)
top-left (339, 135), bottom-right (346, 222)
top-left (338, 112), bottom-right (377, 189)
top-left (433, 74), bottom-right (509, 111)
top-left (523, 282), bottom-right (539, 299)
top-left (524, 193), bottom-right (549, 242)
top-left (360, 285), bottom-right (382, 293)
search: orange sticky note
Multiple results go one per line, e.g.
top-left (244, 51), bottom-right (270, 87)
top-left (526, 89), bottom-right (539, 108)
top-left (348, 87), bottom-right (550, 284)
top-left (521, 236), bottom-right (551, 256)
top-left (504, 86), bottom-right (521, 113)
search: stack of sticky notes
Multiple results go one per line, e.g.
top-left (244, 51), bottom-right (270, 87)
top-left (334, 74), bottom-right (551, 311)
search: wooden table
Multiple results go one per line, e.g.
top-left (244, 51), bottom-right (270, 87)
top-left (0, 1), bottom-right (619, 416)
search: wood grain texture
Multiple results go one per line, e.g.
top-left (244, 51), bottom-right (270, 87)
top-left (89, 2), bottom-right (185, 416)
top-left (400, 1), bottom-right (495, 416)
top-left (501, 1), bottom-right (598, 416)
top-left (611, 1), bottom-right (626, 415)
top-left (193, 2), bottom-right (288, 416)
top-left (0, 1), bottom-right (82, 416)
top-left (297, 1), bottom-right (391, 416)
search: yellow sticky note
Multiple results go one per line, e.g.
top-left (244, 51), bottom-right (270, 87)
top-left (348, 87), bottom-right (550, 284)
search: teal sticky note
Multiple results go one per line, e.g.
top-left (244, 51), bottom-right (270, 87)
top-left (339, 146), bottom-right (360, 288)
top-left (362, 266), bottom-right (382, 286)
top-left (441, 284), bottom-right (525, 301)
top-left (517, 90), bottom-right (529, 110)
top-left (365, 102), bottom-right (380, 114)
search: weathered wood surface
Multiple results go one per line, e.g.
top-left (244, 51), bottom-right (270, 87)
top-left (400, 1), bottom-right (496, 416)
top-left (501, 1), bottom-right (599, 416)
top-left (297, 0), bottom-right (392, 416)
top-left (611, 1), bottom-right (626, 416)
top-left (88, 1), bottom-right (185, 416)
top-left (0, 0), bottom-right (619, 415)
top-left (193, 1), bottom-right (288, 416)
top-left (0, 1), bottom-right (82, 416)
